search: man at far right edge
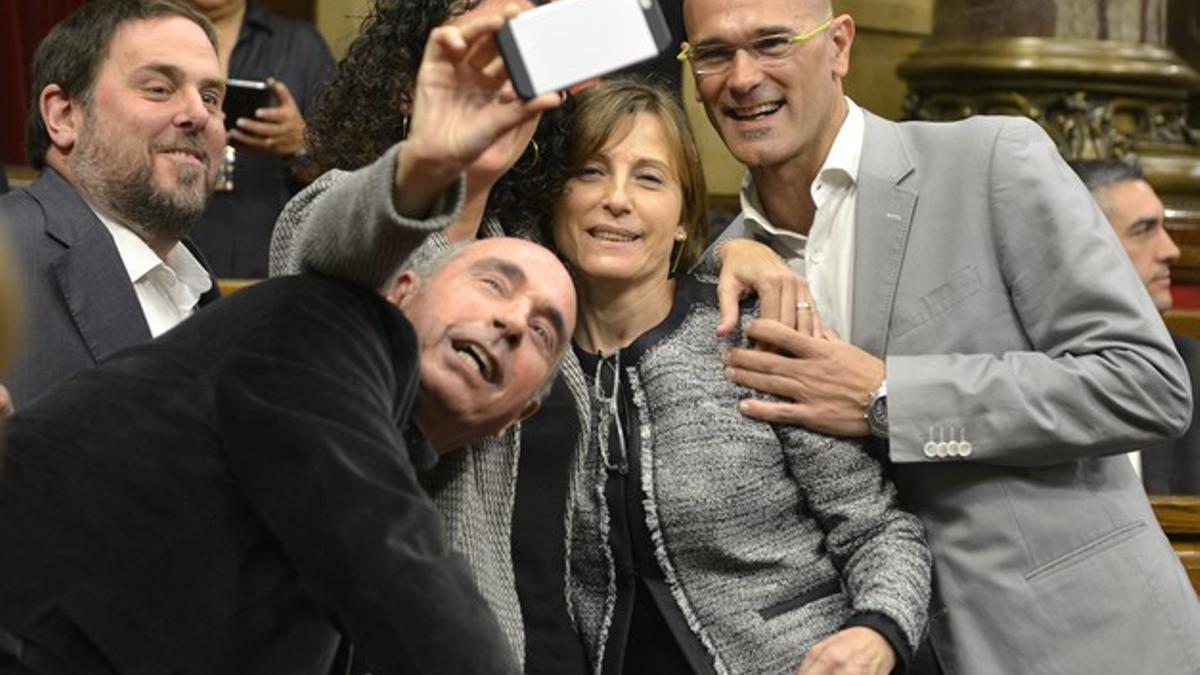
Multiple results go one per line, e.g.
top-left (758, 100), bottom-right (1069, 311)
top-left (1071, 158), bottom-right (1200, 496)
top-left (682, 0), bottom-right (1200, 672)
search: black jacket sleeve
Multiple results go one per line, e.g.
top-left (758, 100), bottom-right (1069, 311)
top-left (214, 278), bottom-right (519, 674)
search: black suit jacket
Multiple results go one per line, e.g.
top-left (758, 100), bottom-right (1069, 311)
top-left (1142, 330), bottom-right (1200, 494)
top-left (0, 275), bottom-right (519, 675)
top-left (0, 168), bottom-right (220, 409)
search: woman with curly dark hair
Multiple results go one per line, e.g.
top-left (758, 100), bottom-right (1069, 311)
top-left (301, 0), bottom-right (565, 238)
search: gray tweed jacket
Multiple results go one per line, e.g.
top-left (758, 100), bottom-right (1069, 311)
top-left (566, 279), bottom-right (930, 675)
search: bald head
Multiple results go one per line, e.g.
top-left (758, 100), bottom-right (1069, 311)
top-left (682, 0), bottom-right (853, 178)
top-left (684, 0), bottom-right (830, 32)
top-left (388, 238), bottom-right (576, 453)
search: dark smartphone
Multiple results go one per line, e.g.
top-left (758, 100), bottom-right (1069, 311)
top-left (497, 0), bottom-right (672, 100)
top-left (222, 78), bottom-right (277, 130)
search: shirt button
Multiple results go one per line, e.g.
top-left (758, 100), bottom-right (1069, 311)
top-left (923, 442), bottom-right (937, 458)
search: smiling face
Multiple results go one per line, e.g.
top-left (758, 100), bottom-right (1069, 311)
top-left (1097, 179), bottom-right (1178, 312)
top-left (683, 0), bottom-right (852, 172)
top-left (552, 113), bottom-right (686, 295)
top-left (66, 16), bottom-right (225, 247)
top-left (391, 238), bottom-right (577, 453)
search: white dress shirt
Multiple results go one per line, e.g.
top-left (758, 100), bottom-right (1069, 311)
top-left (95, 212), bottom-right (212, 338)
top-left (738, 98), bottom-right (865, 340)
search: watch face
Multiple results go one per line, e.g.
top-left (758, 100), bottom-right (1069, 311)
top-left (869, 396), bottom-right (887, 436)
top-left (872, 397), bottom-right (887, 425)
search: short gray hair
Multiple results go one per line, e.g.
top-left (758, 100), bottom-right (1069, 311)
top-left (404, 240), bottom-right (565, 406)
top-left (1067, 158), bottom-right (1146, 216)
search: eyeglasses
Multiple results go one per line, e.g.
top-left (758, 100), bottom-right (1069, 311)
top-left (593, 351), bottom-right (628, 475)
top-left (677, 18), bottom-right (834, 76)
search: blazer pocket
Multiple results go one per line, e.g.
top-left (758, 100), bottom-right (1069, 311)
top-left (1023, 521), bottom-right (1146, 582)
top-left (890, 265), bottom-right (982, 338)
top-left (758, 578), bottom-right (843, 621)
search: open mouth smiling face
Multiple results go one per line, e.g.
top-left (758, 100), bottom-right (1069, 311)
top-left (450, 337), bottom-right (500, 385)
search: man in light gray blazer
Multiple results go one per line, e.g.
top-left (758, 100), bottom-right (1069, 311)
top-left (685, 0), bottom-right (1200, 672)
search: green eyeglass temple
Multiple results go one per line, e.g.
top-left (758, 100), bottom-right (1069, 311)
top-left (676, 17), bottom-right (835, 64)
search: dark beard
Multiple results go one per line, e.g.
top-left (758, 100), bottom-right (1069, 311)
top-left (103, 159), bottom-right (211, 244)
top-left (72, 130), bottom-right (212, 246)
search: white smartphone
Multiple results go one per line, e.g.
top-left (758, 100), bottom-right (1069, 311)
top-left (497, 0), bottom-right (673, 99)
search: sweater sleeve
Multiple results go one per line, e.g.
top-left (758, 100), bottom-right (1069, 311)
top-left (268, 142), bottom-right (466, 290)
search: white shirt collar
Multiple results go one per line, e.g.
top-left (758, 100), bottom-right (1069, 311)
top-left (819, 97), bottom-right (864, 186)
top-left (739, 97), bottom-right (865, 236)
top-left (93, 209), bottom-right (213, 297)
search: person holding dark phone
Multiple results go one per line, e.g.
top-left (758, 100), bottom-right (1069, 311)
top-left (184, 0), bottom-right (335, 279)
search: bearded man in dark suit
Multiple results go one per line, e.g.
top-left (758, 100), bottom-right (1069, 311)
top-left (0, 0), bottom-right (227, 410)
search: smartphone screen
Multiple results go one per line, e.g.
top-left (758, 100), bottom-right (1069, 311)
top-left (222, 79), bottom-right (276, 130)
top-left (498, 0), bottom-right (671, 99)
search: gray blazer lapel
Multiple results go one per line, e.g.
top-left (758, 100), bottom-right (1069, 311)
top-left (851, 113), bottom-right (917, 357)
top-left (33, 170), bottom-right (152, 361)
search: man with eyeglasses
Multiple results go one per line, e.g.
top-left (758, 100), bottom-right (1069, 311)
top-left (683, 0), bottom-right (1200, 673)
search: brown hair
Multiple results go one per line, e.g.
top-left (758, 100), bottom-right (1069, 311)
top-left (25, 0), bottom-right (218, 169)
top-left (559, 77), bottom-right (709, 271)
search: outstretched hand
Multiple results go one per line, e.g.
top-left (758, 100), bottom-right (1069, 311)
top-left (402, 7), bottom-right (560, 188)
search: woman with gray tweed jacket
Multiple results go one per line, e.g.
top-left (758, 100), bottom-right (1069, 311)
top-left (543, 77), bottom-right (931, 675)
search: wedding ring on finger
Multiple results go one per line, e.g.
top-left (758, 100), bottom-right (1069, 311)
top-left (796, 301), bottom-right (813, 312)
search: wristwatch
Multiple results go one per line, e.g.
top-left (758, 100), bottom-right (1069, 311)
top-left (866, 380), bottom-right (888, 439)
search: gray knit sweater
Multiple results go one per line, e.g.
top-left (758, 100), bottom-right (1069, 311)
top-left (566, 279), bottom-right (931, 675)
